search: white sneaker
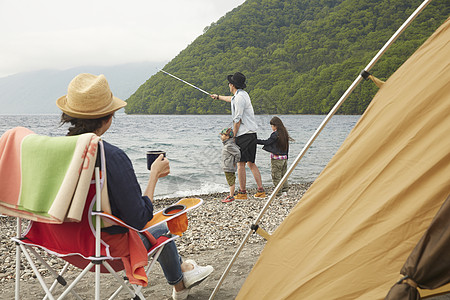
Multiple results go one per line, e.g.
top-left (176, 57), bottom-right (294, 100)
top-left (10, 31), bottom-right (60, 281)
top-left (183, 259), bottom-right (214, 289)
top-left (172, 287), bottom-right (190, 300)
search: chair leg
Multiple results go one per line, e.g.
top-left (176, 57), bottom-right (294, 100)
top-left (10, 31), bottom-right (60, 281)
top-left (108, 285), bottom-right (124, 300)
top-left (44, 263), bottom-right (69, 299)
top-left (132, 245), bottom-right (165, 298)
top-left (25, 246), bottom-right (84, 300)
top-left (28, 247), bottom-right (68, 286)
top-left (131, 286), bottom-right (146, 300)
top-left (102, 260), bottom-right (140, 299)
top-left (19, 244), bottom-right (56, 300)
top-left (43, 262), bottom-right (83, 300)
top-left (15, 218), bottom-right (22, 300)
top-left (95, 263), bottom-right (101, 300)
top-left (58, 262), bottom-right (95, 299)
top-left (18, 242), bottom-right (88, 300)
top-left (108, 286), bottom-right (144, 300)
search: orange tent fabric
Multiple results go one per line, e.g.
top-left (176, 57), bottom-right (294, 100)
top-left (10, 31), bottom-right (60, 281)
top-left (237, 18), bottom-right (450, 300)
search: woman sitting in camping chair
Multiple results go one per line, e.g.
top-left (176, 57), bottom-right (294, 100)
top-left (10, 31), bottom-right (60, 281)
top-left (56, 73), bottom-right (213, 300)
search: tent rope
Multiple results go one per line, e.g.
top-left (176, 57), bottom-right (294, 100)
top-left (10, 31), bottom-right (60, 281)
top-left (397, 275), bottom-right (419, 288)
top-left (360, 70), bottom-right (385, 88)
top-left (369, 75), bottom-right (385, 88)
top-left (250, 224), bottom-right (271, 241)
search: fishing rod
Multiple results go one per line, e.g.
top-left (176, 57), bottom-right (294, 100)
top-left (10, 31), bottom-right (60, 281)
top-left (158, 68), bottom-right (211, 96)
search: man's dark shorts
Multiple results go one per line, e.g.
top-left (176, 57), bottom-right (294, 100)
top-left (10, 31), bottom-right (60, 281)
top-left (235, 133), bottom-right (257, 163)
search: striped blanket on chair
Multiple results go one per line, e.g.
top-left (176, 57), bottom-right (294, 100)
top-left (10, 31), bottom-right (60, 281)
top-left (0, 127), bottom-right (100, 223)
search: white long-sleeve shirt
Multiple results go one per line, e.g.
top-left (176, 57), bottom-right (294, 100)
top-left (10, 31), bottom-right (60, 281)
top-left (230, 89), bottom-right (258, 137)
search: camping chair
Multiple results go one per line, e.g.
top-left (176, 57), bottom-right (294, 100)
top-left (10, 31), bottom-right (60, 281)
top-left (0, 127), bottom-right (202, 299)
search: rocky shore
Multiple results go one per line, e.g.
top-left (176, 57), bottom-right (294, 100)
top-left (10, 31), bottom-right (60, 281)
top-left (0, 183), bottom-right (311, 299)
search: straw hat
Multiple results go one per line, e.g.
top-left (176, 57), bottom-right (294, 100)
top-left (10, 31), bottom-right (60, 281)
top-left (56, 73), bottom-right (127, 119)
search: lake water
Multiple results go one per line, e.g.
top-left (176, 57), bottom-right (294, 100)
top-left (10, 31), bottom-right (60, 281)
top-left (0, 114), bottom-right (360, 199)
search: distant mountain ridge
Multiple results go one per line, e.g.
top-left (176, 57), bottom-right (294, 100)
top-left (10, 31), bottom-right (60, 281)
top-left (0, 62), bottom-right (166, 114)
top-left (125, 0), bottom-right (448, 115)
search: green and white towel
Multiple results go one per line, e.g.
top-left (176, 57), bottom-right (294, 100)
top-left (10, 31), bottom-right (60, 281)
top-left (0, 127), bottom-right (101, 223)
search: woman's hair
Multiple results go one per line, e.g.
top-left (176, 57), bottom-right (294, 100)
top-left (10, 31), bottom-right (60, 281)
top-left (270, 116), bottom-right (293, 151)
top-left (60, 113), bottom-right (112, 136)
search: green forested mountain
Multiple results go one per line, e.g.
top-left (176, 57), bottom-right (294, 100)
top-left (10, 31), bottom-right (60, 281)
top-left (125, 0), bottom-right (448, 115)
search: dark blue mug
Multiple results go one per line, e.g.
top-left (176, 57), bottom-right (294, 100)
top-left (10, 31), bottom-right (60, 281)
top-left (146, 151), bottom-right (166, 170)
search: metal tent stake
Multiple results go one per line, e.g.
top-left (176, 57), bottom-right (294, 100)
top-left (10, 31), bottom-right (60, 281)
top-left (208, 0), bottom-right (432, 298)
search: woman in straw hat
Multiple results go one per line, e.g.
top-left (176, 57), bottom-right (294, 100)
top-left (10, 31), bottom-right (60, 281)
top-left (57, 73), bottom-right (213, 300)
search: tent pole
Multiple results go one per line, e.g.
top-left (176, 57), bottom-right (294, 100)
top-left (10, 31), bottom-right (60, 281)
top-left (208, 0), bottom-right (432, 298)
top-left (364, 0), bottom-right (432, 72)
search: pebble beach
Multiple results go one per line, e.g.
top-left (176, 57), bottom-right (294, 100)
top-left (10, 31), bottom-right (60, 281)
top-left (0, 183), bottom-right (311, 299)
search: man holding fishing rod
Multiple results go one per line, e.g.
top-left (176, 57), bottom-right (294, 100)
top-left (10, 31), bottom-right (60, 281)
top-left (211, 72), bottom-right (266, 200)
top-left (159, 69), bottom-right (265, 200)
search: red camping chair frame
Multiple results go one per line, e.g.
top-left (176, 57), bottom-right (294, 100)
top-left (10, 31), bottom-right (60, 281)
top-left (10, 141), bottom-right (188, 300)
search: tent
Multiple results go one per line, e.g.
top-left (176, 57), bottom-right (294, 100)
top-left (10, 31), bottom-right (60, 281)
top-left (236, 17), bottom-right (450, 300)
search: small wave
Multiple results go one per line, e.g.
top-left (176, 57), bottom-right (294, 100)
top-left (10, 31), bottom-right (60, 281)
top-left (155, 182), bottom-right (228, 199)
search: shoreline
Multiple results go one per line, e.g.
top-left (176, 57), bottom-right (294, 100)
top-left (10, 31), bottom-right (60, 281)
top-left (0, 183), bottom-right (311, 299)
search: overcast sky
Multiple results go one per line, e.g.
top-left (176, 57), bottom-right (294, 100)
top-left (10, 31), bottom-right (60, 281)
top-left (0, 0), bottom-right (246, 78)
